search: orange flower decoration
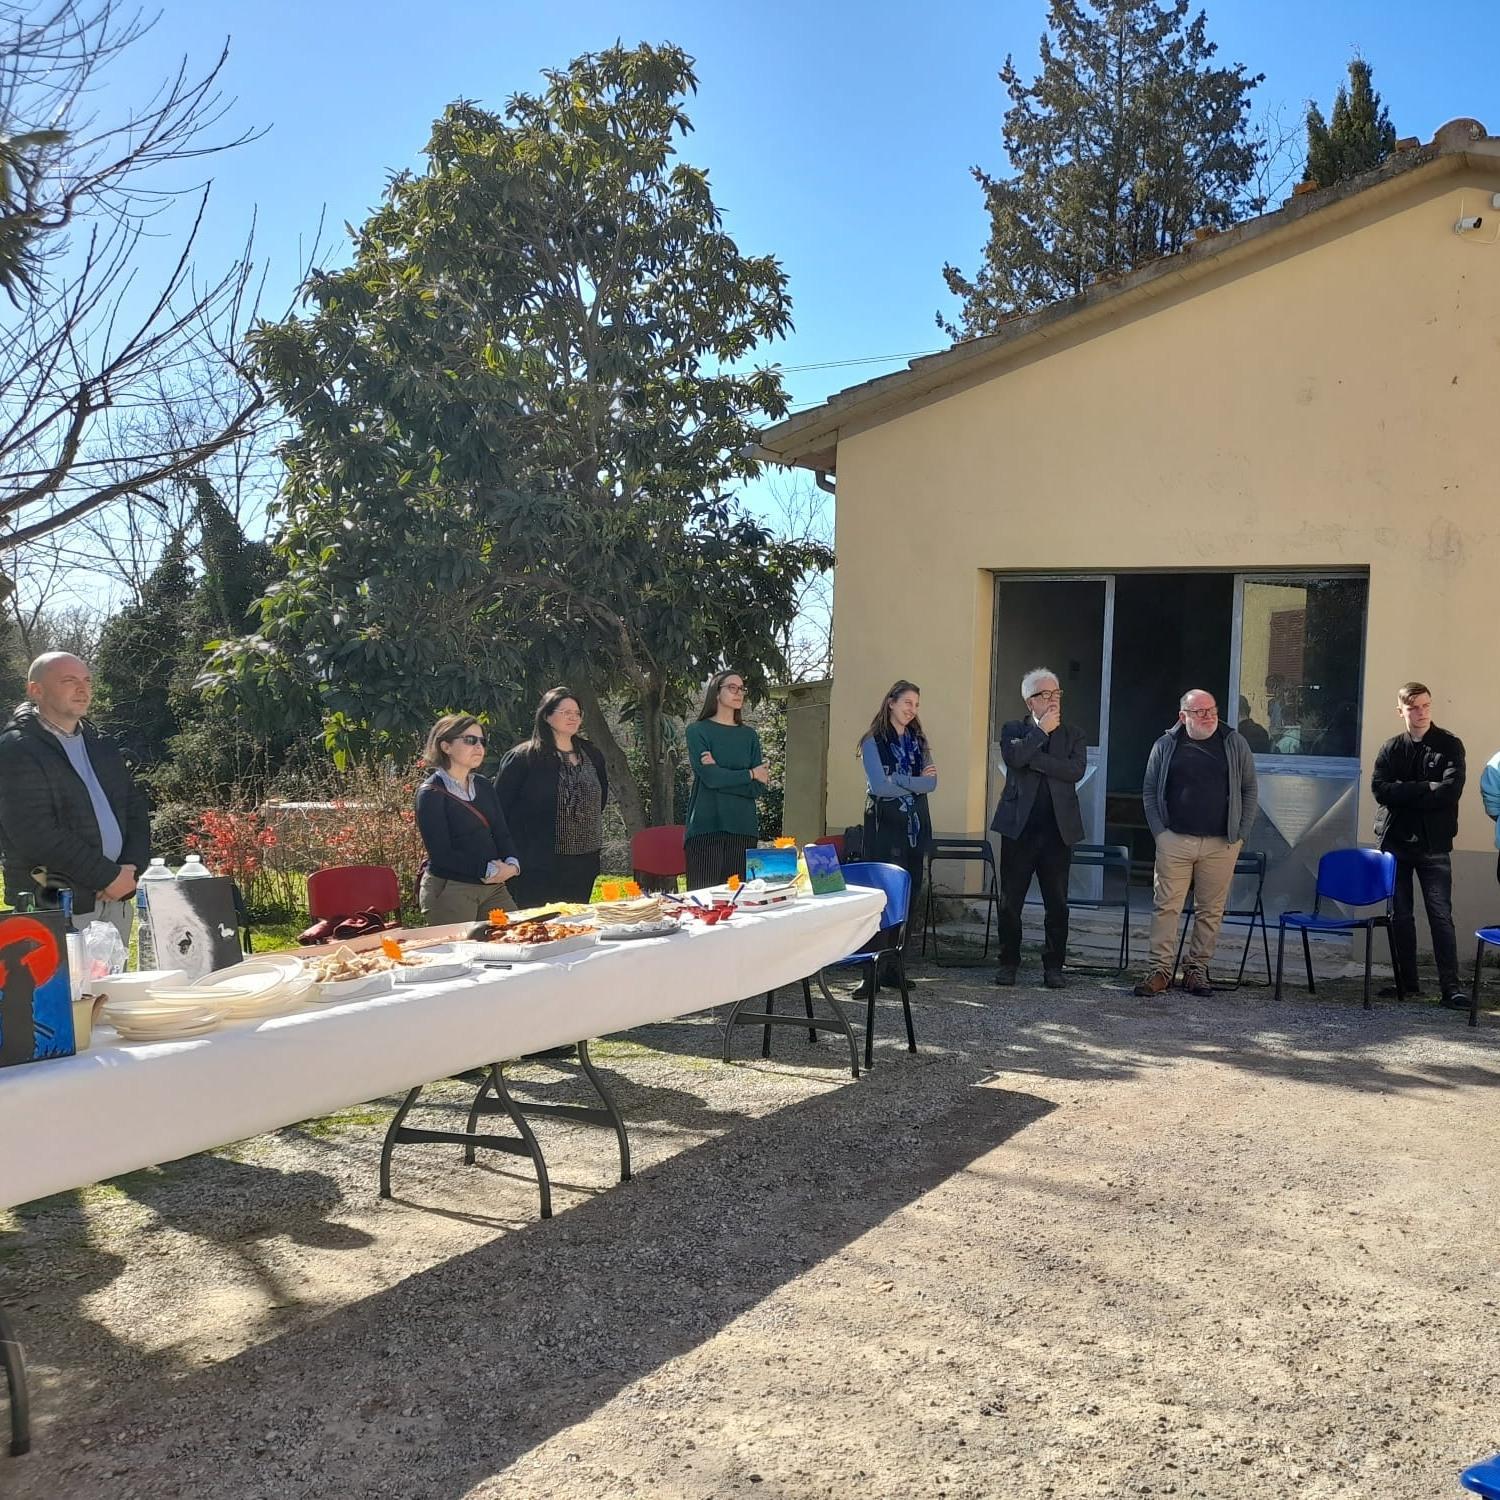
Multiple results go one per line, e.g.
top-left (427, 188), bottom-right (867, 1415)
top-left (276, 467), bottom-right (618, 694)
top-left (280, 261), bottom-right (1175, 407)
top-left (487, 909), bottom-right (510, 927)
top-left (380, 937), bottom-right (404, 960)
top-left (773, 837), bottom-right (796, 849)
top-left (599, 881), bottom-right (624, 902)
top-left (727, 874), bottom-right (741, 890)
top-left (623, 880), bottom-right (642, 897)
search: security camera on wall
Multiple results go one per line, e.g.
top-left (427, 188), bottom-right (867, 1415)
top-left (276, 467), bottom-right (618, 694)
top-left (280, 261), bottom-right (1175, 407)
top-left (1454, 215), bottom-right (1484, 233)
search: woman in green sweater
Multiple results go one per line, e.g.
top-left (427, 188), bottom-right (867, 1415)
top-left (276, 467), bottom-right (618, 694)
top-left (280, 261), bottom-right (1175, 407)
top-left (683, 669), bottom-right (769, 889)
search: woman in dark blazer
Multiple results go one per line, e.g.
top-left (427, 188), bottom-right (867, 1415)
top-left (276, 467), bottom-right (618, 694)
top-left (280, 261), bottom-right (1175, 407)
top-left (495, 687), bottom-right (609, 907)
top-left (414, 713), bottom-right (522, 924)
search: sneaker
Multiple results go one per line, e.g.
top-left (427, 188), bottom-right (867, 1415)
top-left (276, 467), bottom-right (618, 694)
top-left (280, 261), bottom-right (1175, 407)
top-left (993, 966), bottom-right (1018, 988)
top-left (1439, 992), bottom-right (1470, 1011)
top-left (1133, 970), bottom-right (1171, 997)
top-left (1182, 968), bottom-right (1214, 998)
top-left (1043, 970), bottom-right (1066, 990)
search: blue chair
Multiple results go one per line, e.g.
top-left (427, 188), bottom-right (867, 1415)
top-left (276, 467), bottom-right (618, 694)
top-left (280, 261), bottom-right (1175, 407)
top-left (1471, 927), bottom-right (1500, 1028)
top-left (1461, 1453), bottom-right (1500, 1497)
top-left (720, 863), bottom-right (912, 1074)
top-left (1275, 848), bottom-right (1400, 1009)
top-left (826, 862), bottom-right (915, 1069)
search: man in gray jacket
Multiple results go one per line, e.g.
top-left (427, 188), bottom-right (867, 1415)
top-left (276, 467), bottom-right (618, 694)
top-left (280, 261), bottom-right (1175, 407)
top-left (1134, 689), bottom-right (1259, 998)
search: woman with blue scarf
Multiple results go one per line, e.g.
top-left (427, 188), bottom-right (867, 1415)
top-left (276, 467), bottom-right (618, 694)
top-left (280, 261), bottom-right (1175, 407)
top-left (858, 680), bottom-right (937, 991)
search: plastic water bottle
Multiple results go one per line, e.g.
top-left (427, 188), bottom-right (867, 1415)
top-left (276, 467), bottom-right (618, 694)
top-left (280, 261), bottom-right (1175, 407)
top-left (176, 854), bottom-right (212, 878)
top-left (136, 857), bottom-right (176, 969)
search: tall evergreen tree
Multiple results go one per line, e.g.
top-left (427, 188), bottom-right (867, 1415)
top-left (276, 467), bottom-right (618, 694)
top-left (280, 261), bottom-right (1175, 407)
top-left (92, 533), bottom-right (194, 766)
top-left (1304, 58), bottom-right (1396, 188)
top-left (942, 0), bottom-right (1264, 337)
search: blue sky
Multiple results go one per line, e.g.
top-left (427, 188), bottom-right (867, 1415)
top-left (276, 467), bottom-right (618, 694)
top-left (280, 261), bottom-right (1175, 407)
top-left (101, 0), bottom-right (1500, 487)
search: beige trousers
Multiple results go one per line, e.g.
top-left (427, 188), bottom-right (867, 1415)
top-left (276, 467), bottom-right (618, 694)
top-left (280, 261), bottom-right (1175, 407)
top-left (1148, 831), bottom-right (1242, 973)
top-left (419, 872), bottom-right (516, 926)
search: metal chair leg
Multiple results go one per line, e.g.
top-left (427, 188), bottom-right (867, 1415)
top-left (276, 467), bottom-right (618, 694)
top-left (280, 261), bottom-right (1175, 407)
top-left (1473, 940), bottom-right (1485, 1029)
top-left (1, 1307), bottom-right (29, 1457)
top-left (864, 960), bottom-right (878, 1070)
top-left (761, 989), bottom-right (776, 1059)
top-left (1274, 924), bottom-right (1286, 1002)
top-left (1173, 910), bottom-right (1189, 983)
top-left (896, 955), bottom-right (916, 1053)
top-left (802, 978), bottom-right (817, 1043)
top-left (982, 865), bottom-right (996, 960)
top-left (1362, 925), bottom-right (1373, 1010)
top-left (1258, 904), bottom-right (1273, 983)
top-left (1301, 928), bottom-right (1316, 994)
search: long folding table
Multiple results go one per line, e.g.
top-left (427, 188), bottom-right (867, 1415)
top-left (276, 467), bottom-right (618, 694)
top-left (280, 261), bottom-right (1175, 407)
top-left (0, 887), bottom-right (883, 1457)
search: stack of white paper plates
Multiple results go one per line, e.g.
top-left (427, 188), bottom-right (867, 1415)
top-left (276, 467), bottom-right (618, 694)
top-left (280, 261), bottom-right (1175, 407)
top-left (103, 1000), bottom-right (223, 1042)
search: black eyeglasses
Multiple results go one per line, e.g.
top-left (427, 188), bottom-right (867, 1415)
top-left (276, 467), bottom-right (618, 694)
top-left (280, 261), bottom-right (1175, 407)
top-left (454, 733), bottom-right (486, 747)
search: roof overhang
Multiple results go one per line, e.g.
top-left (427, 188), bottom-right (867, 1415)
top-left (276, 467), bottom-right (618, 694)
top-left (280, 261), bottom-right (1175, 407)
top-left (757, 122), bottom-right (1500, 475)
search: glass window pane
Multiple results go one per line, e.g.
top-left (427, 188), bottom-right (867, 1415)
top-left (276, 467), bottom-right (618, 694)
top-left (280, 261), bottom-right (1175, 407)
top-left (1236, 578), bottom-right (1367, 757)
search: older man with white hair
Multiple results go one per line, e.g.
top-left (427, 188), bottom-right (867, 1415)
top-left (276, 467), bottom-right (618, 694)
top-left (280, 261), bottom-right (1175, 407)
top-left (1135, 688), bottom-right (1259, 998)
top-left (0, 652), bottom-right (150, 945)
top-left (990, 666), bottom-right (1088, 989)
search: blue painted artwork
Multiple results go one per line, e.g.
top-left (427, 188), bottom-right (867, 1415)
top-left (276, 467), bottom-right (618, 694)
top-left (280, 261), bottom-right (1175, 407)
top-left (0, 910), bottom-right (75, 1067)
top-left (745, 846), bottom-right (800, 884)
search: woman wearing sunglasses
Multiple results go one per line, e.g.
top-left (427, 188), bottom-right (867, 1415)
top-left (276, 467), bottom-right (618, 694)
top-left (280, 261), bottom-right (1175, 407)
top-left (414, 713), bottom-right (522, 924)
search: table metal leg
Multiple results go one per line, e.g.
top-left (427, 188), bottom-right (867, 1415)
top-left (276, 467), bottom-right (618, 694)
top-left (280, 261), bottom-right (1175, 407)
top-left (1, 1306), bottom-right (30, 1457)
top-left (724, 977), bottom-right (861, 1078)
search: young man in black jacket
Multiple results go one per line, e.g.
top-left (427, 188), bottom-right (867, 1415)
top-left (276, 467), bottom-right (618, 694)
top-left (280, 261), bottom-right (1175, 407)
top-left (1371, 682), bottom-right (1466, 1007)
top-left (0, 653), bottom-right (151, 946)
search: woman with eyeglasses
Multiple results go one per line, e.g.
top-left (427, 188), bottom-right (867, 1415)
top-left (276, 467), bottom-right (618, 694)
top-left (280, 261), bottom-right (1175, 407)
top-left (683, 669), bottom-right (769, 889)
top-left (414, 713), bottom-right (522, 924)
top-left (858, 680), bottom-right (937, 988)
top-left (495, 686), bottom-right (610, 907)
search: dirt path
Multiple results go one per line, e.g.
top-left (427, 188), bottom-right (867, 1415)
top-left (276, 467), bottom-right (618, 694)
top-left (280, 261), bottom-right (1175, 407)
top-left (4, 966), bottom-right (1499, 1498)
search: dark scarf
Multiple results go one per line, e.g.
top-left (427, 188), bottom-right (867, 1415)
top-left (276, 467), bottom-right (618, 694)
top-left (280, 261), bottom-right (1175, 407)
top-left (888, 730), bottom-right (924, 848)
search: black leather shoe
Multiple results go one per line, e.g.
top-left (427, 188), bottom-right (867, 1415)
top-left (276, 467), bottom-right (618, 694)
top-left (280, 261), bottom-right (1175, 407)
top-left (993, 967), bottom-right (1017, 987)
top-left (1042, 970), bottom-right (1066, 990)
top-left (1439, 992), bottom-right (1470, 1010)
top-left (1378, 984), bottom-right (1424, 1000)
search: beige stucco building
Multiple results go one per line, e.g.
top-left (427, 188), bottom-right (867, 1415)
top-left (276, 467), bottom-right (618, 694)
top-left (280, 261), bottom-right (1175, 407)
top-left (761, 119), bottom-right (1500, 943)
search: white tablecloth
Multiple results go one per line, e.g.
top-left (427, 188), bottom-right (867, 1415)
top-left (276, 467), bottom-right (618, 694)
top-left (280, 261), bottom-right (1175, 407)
top-left (0, 887), bottom-right (883, 1211)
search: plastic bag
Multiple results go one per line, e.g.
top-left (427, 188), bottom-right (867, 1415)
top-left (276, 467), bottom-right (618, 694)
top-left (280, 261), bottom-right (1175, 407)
top-left (80, 919), bottom-right (128, 981)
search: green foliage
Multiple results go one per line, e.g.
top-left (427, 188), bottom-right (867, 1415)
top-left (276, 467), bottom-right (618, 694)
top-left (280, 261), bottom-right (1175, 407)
top-left (207, 41), bottom-right (830, 827)
top-left (1304, 58), bottom-right (1396, 189)
top-left (92, 533), bottom-right (194, 766)
top-left (943, 0), bottom-right (1264, 336)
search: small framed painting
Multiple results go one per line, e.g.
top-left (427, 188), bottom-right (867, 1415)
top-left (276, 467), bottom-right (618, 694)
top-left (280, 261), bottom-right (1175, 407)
top-left (801, 843), bottom-right (847, 896)
top-left (746, 846), bottom-right (800, 884)
top-left (0, 908), bottom-right (75, 1067)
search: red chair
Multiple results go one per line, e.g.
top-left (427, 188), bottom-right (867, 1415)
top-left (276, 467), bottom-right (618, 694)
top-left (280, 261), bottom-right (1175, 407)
top-left (808, 833), bottom-right (846, 861)
top-left (307, 865), bottom-right (401, 924)
top-left (631, 825), bottom-right (686, 891)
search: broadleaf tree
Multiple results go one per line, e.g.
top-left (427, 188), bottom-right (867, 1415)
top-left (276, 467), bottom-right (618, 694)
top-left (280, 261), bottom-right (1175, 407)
top-left (1304, 57), bottom-right (1396, 189)
top-left (942, 0), bottom-right (1264, 337)
top-left (207, 43), bottom-right (830, 830)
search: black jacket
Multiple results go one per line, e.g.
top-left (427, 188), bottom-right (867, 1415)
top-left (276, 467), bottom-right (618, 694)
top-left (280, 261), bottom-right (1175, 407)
top-left (494, 740), bottom-right (609, 876)
top-left (991, 720), bottom-right (1088, 846)
top-left (1372, 725), bottom-right (1465, 856)
top-left (0, 703), bottom-right (151, 916)
top-left (414, 772), bottom-right (520, 884)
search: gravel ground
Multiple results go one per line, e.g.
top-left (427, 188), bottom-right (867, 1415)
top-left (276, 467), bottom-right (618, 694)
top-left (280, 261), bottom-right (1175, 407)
top-left (4, 956), bottom-right (1500, 1499)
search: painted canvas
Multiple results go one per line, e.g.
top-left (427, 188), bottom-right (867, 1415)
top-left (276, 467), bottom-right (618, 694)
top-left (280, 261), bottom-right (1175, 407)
top-left (144, 877), bottom-right (242, 983)
top-left (0, 909), bottom-right (75, 1067)
top-left (745, 846), bottom-right (800, 884)
top-left (801, 843), bottom-right (847, 896)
